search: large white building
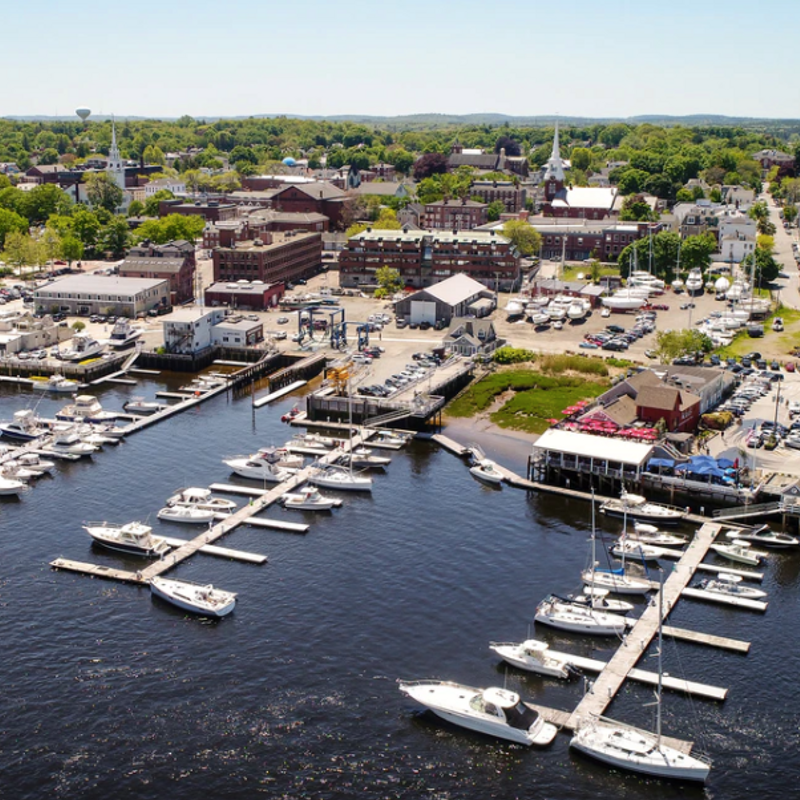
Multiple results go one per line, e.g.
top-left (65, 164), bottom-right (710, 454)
top-left (34, 275), bottom-right (170, 317)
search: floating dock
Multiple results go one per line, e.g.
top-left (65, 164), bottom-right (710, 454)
top-left (253, 379), bottom-right (307, 408)
top-left (681, 587), bottom-right (768, 612)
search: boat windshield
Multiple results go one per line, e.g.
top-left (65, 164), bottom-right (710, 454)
top-left (504, 702), bottom-right (540, 731)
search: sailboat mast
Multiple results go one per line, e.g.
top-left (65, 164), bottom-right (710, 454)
top-left (590, 489), bottom-right (596, 582)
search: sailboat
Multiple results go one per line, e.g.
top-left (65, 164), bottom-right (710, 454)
top-left (570, 571), bottom-right (712, 782)
top-left (582, 499), bottom-right (652, 595)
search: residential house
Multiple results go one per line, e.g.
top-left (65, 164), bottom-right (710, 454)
top-left (443, 317), bottom-right (498, 357)
top-left (424, 198), bottom-right (488, 230)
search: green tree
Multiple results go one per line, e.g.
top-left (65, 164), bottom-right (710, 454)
top-left (71, 207), bottom-right (102, 251)
top-left (570, 147), bottom-right (592, 171)
top-left (38, 148), bottom-right (60, 165)
top-left (0, 207), bottom-right (28, 248)
top-left (618, 231), bottom-right (681, 280)
top-left (72, 320), bottom-right (86, 332)
top-left (783, 205), bottom-right (798, 224)
top-left (37, 227), bottom-right (63, 274)
top-left (23, 183), bottom-right (71, 224)
top-left (134, 213), bottom-right (204, 244)
top-left (655, 329), bottom-right (713, 361)
top-left (143, 144), bottom-right (166, 166)
top-left (620, 195), bottom-right (656, 221)
top-left (144, 189), bottom-right (175, 217)
top-left (98, 216), bottom-right (130, 257)
top-left (61, 234), bottom-right (84, 265)
top-left (680, 233), bottom-right (717, 272)
top-left (374, 208), bottom-right (401, 229)
top-left (127, 200), bottom-right (145, 217)
top-left (1, 231), bottom-right (41, 276)
top-left (85, 172), bottom-right (124, 213)
top-left (616, 168), bottom-right (649, 195)
top-left (502, 220), bottom-right (542, 257)
top-left (389, 149), bottom-right (414, 175)
top-left (374, 266), bottom-right (403, 298)
top-left (487, 200), bottom-right (505, 222)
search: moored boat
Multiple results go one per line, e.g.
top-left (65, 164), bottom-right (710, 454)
top-left (40, 374), bottom-right (79, 393)
top-left (695, 574), bottom-right (767, 600)
top-left (157, 504), bottom-right (217, 524)
top-left (223, 455), bottom-right (296, 482)
top-left (489, 639), bottom-right (573, 680)
top-left (0, 409), bottom-right (48, 441)
top-left (0, 474), bottom-right (26, 495)
top-left (710, 541), bottom-right (761, 566)
top-left (307, 465), bottom-right (372, 492)
top-left (600, 493), bottom-right (686, 525)
top-left (281, 486), bottom-right (343, 510)
top-left (726, 525), bottom-right (799, 549)
top-left (123, 398), bottom-right (167, 416)
top-left (56, 394), bottom-right (118, 423)
top-left (83, 520), bottom-right (170, 557)
top-left (167, 487), bottom-right (237, 512)
top-left (469, 458), bottom-right (504, 486)
top-left (150, 577), bottom-right (237, 617)
top-left (397, 680), bottom-right (558, 746)
top-left (534, 595), bottom-right (629, 636)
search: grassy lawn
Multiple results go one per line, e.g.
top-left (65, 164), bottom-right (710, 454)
top-left (562, 264), bottom-right (619, 283)
top-left (446, 368), bottom-right (609, 434)
top-left (715, 307), bottom-right (800, 359)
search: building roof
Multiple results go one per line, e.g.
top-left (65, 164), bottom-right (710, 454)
top-left (167, 308), bottom-right (221, 323)
top-left (206, 281), bottom-right (279, 295)
top-left (351, 182), bottom-right (413, 197)
top-left (120, 257), bottom-right (186, 274)
top-left (444, 317), bottom-right (495, 343)
top-left (33, 275), bottom-right (167, 297)
top-left (533, 429), bottom-right (653, 466)
top-left (583, 394), bottom-right (638, 427)
top-left (636, 385), bottom-right (686, 411)
top-left (218, 231), bottom-right (319, 253)
top-left (425, 198), bottom-right (487, 209)
top-left (417, 273), bottom-right (493, 306)
top-left (273, 182), bottom-right (345, 201)
top-left (214, 318), bottom-right (261, 332)
top-left (563, 186), bottom-right (617, 210)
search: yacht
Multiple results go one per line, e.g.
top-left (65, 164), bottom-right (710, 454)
top-left (281, 486), bottom-right (343, 510)
top-left (150, 577), bottom-right (237, 617)
top-left (600, 493), bottom-right (686, 525)
top-left (726, 525), bottom-right (799, 549)
top-left (534, 594), bottom-right (629, 636)
top-left (307, 465), bottom-right (373, 492)
top-left (337, 446), bottom-right (391, 469)
top-left (530, 312), bottom-right (551, 326)
top-left (13, 452), bottom-right (56, 475)
top-left (258, 445), bottom-right (304, 470)
top-left (685, 268), bottom-right (704, 294)
top-left (709, 541), bottom-right (761, 566)
top-left (166, 487), bottom-right (237, 512)
top-left (397, 680), bottom-right (558, 747)
top-left (370, 430), bottom-right (410, 449)
top-left (56, 394), bottom-right (118, 423)
top-left (567, 300), bottom-right (587, 321)
top-left (157, 504), bottom-right (217, 524)
top-left (40, 374), bottom-right (79, 393)
top-left (469, 458), bottom-right (504, 486)
top-left (107, 319), bottom-right (143, 349)
top-left (59, 333), bottom-right (106, 362)
top-left (223, 454), bottom-right (296, 482)
top-left (123, 398), bottom-right (166, 416)
top-left (569, 574), bottom-right (712, 782)
top-left (695, 574), bottom-right (767, 600)
top-left (0, 475), bottom-right (25, 496)
top-left (0, 409), bottom-right (48, 441)
top-left (46, 431), bottom-right (97, 456)
top-left (83, 521), bottom-right (170, 557)
top-left (489, 639), bottom-right (574, 680)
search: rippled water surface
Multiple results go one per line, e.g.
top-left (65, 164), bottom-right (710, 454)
top-left (1, 379), bottom-right (799, 799)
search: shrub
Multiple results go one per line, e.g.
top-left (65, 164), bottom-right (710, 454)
top-left (493, 346), bottom-right (536, 365)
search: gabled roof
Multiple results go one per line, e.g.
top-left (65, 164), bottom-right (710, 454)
top-left (444, 317), bottom-right (495, 341)
top-left (636, 385), bottom-right (680, 411)
top-left (273, 182), bottom-right (345, 201)
top-left (120, 258), bottom-right (186, 274)
top-left (414, 273), bottom-right (492, 306)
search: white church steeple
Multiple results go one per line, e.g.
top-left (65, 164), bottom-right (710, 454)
top-left (106, 117), bottom-right (126, 191)
top-left (543, 119), bottom-right (565, 184)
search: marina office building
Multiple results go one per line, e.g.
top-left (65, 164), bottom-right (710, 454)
top-left (33, 275), bottom-right (170, 317)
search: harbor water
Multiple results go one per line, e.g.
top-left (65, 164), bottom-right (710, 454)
top-left (1, 377), bottom-right (799, 800)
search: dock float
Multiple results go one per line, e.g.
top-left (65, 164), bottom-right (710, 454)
top-left (129, 368), bottom-right (160, 375)
top-left (253, 379), bottom-right (307, 408)
top-left (105, 378), bottom-right (138, 385)
top-left (546, 649), bottom-right (727, 700)
top-left (662, 625), bottom-right (751, 653)
top-left (50, 558), bottom-right (143, 583)
top-left (155, 391), bottom-right (195, 399)
top-left (430, 434), bottom-right (469, 457)
top-left (244, 517), bottom-right (309, 533)
top-left (695, 562), bottom-right (764, 581)
top-left (0, 375), bottom-right (34, 386)
top-left (160, 536), bottom-right (267, 564)
top-left (681, 587), bottom-right (768, 612)
top-left (209, 483), bottom-right (267, 497)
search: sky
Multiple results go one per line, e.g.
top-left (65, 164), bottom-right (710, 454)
top-left (6, 0), bottom-right (800, 120)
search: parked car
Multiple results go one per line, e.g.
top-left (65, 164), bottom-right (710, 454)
top-left (277, 317), bottom-right (289, 324)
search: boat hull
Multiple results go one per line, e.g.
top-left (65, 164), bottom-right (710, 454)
top-left (150, 579), bottom-right (236, 617)
top-left (489, 643), bottom-right (570, 679)
top-left (582, 570), bottom-right (652, 595)
top-left (87, 532), bottom-right (166, 557)
top-left (469, 465), bottom-right (503, 485)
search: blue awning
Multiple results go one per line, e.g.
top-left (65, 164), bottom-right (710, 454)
top-left (647, 458), bottom-right (675, 468)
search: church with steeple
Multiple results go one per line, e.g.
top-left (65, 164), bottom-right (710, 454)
top-left (540, 121), bottom-right (617, 220)
top-left (106, 119), bottom-right (126, 191)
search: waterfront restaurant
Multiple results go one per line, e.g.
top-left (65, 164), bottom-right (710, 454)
top-left (531, 429), bottom-right (654, 483)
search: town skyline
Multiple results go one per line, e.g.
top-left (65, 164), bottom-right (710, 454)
top-left (8, 0), bottom-right (800, 120)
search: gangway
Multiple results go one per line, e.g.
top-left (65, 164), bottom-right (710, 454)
top-left (712, 501), bottom-right (783, 520)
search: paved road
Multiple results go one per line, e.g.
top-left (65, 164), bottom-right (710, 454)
top-left (762, 188), bottom-right (800, 309)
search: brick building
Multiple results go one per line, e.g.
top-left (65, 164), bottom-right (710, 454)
top-left (212, 231), bottom-right (322, 285)
top-left (469, 180), bottom-right (527, 213)
top-left (338, 228), bottom-right (520, 291)
top-left (205, 280), bottom-right (284, 310)
top-left (120, 239), bottom-right (196, 305)
top-left (424, 198), bottom-right (488, 230)
top-left (159, 198), bottom-right (238, 222)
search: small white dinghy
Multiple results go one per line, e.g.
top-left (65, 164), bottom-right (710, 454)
top-left (397, 680), bottom-right (558, 746)
top-left (710, 541), bottom-right (761, 566)
top-left (150, 577), bottom-right (237, 617)
top-left (281, 486), bottom-right (343, 510)
top-left (489, 639), bottom-right (573, 680)
top-left (157, 504), bottom-right (217, 524)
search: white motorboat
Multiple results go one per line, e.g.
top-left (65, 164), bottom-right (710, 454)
top-left (2, 460), bottom-right (44, 482)
top-left (83, 520), bottom-right (170, 557)
top-left (695, 574), bottom-right (767, 600)
top-left (504, 298), bottom-right (525, 317)
top-left (46, 431), bottom-right (97, 456)
top-left (397, 680), bottom-right (558, 747)
top-left (0, 409), bottom-right (48, 441)
top-left (570, 572), bottom-right (712, 783)
top-left (307, 465), bottom-right (373, 492)
top-left (13, 452), bottom-right (56, 474)
top-left (123, 398), bottom-right (167, 416)
top-left (630, 522), bottom-right (686, 547)
top-left (628, 272), bottom-right (665, 291)
top-left (39, 374), bottom-right (79, 393)
top-left (223, 455), bottom-right (296, 482)
top-left (293, 432), bottom-right (339, 449)
top-left (489, 639), bottom-right (573, 680)
top-left (370, 430), bottom-right (410, 449)
top-left (685, 268), bottom-right (704, 294)
top-left (107, 319), bottom-right (143, 349)
top-left (530, 312), bottom-right (550, 326)
top-left (709, 541), bottom-right (761, 566)
top-left (257, 445), bottom-right (304, 469)
top-left (167, 487), bottom-right (237, 512)
top-left (600, 492), bottom-right (686, 525)
top-left (469, 458), bottom-right (504, 486)
top-left (56, 394), bottom-right (118, 423)
top-left (534, 594), bottom-right (629, 636)
top-left (150, 577), bottom-right (237, 617)
top-left (60, 334), bottom-right (106, 362)
top-left (281, 486), bottom-right (343, 510)
top-left (601, 290), bottom-right (646, 311)
top-left (611, 538), bottom-right (677, 562)
top-left (157, 504), bottom-right (217, 524)
top-left (337, 446), bottom-right (391, 469)
top-left (727, 525), bottom-right (799, 549)
top-left (0, 475), bottom-right (25, 496)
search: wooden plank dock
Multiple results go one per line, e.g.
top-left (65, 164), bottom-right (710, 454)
top-left (160, 536), bottom-right (268, 564)
top-left (253, 379), bottom-right (307, 408)
top-left (565, 522), bottom-right (723, 752)
top-left (662, 625), bottom-right (751, 653)
top-left (430, 434), bottom-right (469, 457)
top-left (681, 587), bottom-right (768, 612)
